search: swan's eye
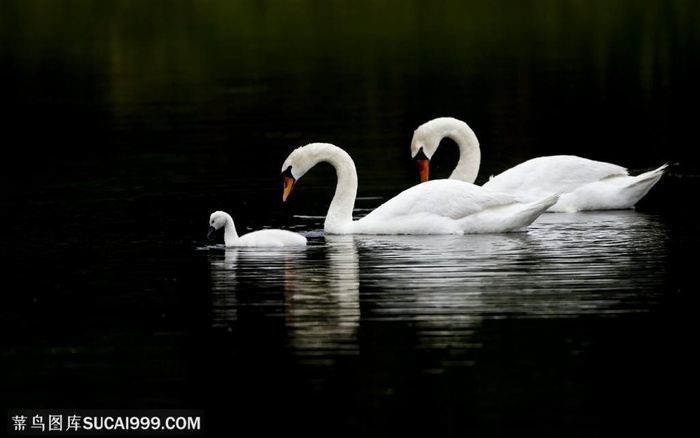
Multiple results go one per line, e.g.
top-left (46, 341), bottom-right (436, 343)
top-left (281, 166), bottom-right (295, 189)
top-left (414, 147), bottom-right (429, 161)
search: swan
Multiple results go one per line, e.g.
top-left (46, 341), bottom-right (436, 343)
top-left (207, 211), bottom-right (307, 247)
top-left (280, 142), bottom-right (559, 234)
top-left (410, 117), bottom-right (668, 213)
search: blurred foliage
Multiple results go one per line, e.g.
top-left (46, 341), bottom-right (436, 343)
top-left (2, 0), bottom-right (699, 174)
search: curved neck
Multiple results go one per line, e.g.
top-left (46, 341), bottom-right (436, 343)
top-left (326, 148), bottom-right (358, 233)
top-left (302, 144), bottom-right (358, 233)
top-left (222, 213), bottom-right (240, 245)
top-left (445, 123), bottom-right (481, 184)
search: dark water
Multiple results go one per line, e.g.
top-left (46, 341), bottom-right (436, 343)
top-left (2, 1), bottom-right (698, 436)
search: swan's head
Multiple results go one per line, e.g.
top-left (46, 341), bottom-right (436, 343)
top-left (410, 117), bottom-right (471, 182)
top-left (410, 142), bottom-right (432, 183)
top-left (410, 123), bottom-right (442, 183)
top-left (280, 143), bottom-right (344, 202)
top-left (208, 210), bottom-right (229, 239)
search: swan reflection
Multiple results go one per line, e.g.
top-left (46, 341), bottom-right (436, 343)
top-left (287, 236), bottom-right (359, 358)
top-left (208, 210), bottom-right (668, 364)
top-left (208, 239), bottom-right (360, 358)
top-left (353, 210), bottom-right (668, 320)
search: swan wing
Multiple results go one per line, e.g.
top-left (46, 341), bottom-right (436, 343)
top-left (483, 155), bottom-right (628, 201)
top-left (352, 179), bottom-right (533, 234)
top-left (365, 180), bottom-right (520, 220)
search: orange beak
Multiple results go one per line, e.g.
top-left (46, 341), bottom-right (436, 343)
top-left (282, 175), bottom-right (296, 202)
top-left (416, 158), bottom-right (430, 182)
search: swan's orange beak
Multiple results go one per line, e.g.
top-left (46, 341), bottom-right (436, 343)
top-left (414, 147), bottom-right (431, 182)
top-left (282, 175), bottom-right (296, 202)
top-left (416, 158), bottom-right (430, 182)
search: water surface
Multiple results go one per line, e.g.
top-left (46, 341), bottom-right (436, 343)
top-left (200, 209), bottom-right (687, 436)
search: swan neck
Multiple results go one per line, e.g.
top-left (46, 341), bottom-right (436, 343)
top-left (324, 149), bottom-right (358, 233)
top-left (447, 125), bottom-right (481, 184)
top-left (222, 214), bottom-right (240, 245)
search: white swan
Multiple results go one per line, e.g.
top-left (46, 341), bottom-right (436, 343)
top-left (208, 211), bottom-right (307, 247)
top-left (281, 143), bottom-right (558, 234)
top-left (410, 117), bottom-right (668, 213)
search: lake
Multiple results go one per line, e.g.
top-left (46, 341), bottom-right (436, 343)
top-left (2, 1), bottom-right (698, 437)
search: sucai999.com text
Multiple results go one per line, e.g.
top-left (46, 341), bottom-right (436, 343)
top-left (8, 410), bottom-right (202, 435)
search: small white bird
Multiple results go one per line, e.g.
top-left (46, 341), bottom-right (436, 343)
top-left (207, 211), bottom-right (307, 247)
top-left (410, 117), bottom-right (668, 213)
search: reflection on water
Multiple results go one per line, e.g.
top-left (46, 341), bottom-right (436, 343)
top-left (208, 237), bottom-right (360, 360)
top-left (208, 210), bottom-right (668, 363)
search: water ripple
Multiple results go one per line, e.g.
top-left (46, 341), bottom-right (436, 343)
top-left (208, 210), bottom-right (669, 359)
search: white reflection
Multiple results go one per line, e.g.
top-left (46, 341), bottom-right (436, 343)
top-left (352, 210), bottom-right (668, 320)
top-left (336, 212), bottom-right (668, 362)
top-left (286, 235), bottom-right (359, 358)
top-left (208, 247), bottom-right (309, 327)
top-left (208, 248), bottom-right (239, 326)
top-left (208, 210), bottom-right (668, 363)
top-left (349, 233), bottom-right (531, 351)
top-left (208, 239), bottom-right (360, 357)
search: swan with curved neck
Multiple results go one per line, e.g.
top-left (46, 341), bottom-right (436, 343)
top-left (410, 117), bottom-right (667, 212)
top-left (411, 117), bottom-right (482, 184)
top-left (281, 142), bottom-right (558, 234)
top-left (208, 211), bottom-right (307, 247)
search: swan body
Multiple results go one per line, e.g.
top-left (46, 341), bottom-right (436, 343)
top-left (410, 117), bottom-right (667, 213)
top-left (281, 142), bottom-right (558, 234)
top-left (208, 211), bottom-right (307, 247)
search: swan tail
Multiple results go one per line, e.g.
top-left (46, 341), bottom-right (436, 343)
top-left (633, 163), bottom-right (668, 185)
top-left (548, 164), bottom-right (668, 212)
top-left (528, 192), bottom-right (561, 212)
top-left (458, 193), bottom-right (560, 233)
top-left (518, 192), bottom-right (561, 217)
top-left (504, 193), bottom-right (560, 231)
top-left (620, 163), bottom-right (668, 205)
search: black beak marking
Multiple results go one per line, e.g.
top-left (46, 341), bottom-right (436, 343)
top-left (414, 147), bottom-right (429, 161)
